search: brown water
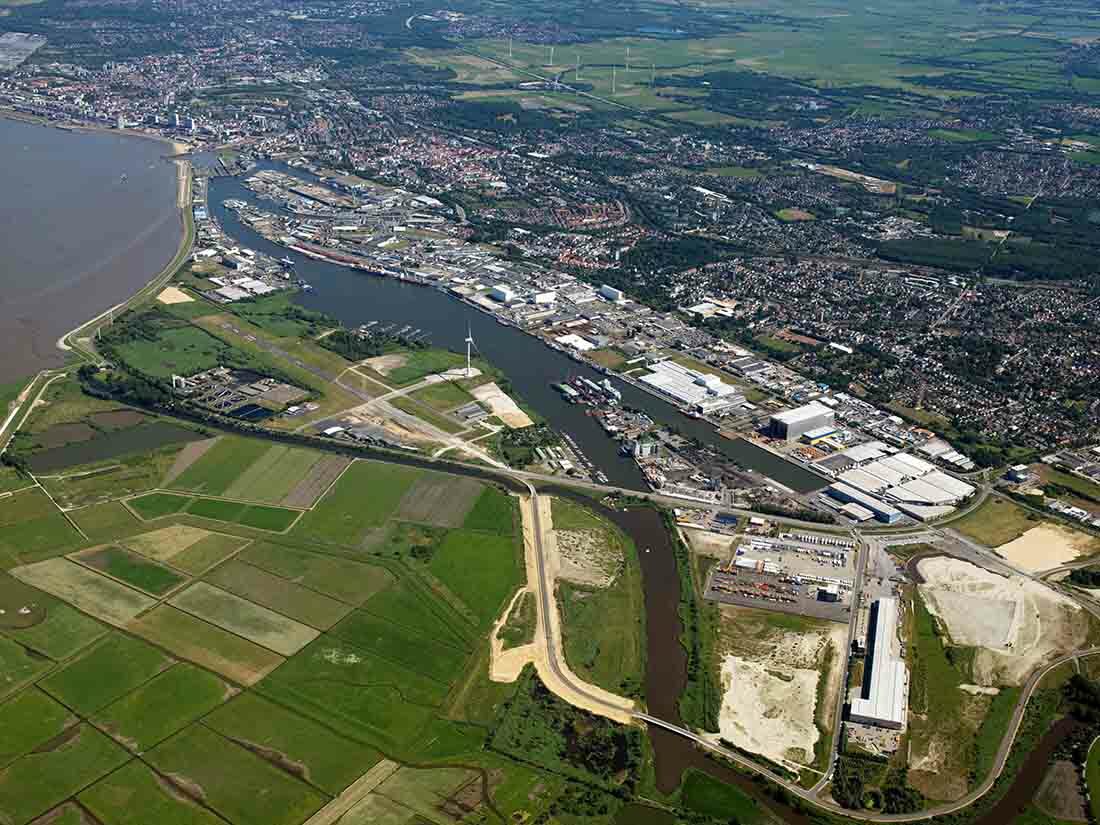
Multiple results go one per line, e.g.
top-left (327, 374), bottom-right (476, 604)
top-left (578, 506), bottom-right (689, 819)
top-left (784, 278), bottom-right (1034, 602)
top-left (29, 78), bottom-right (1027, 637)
top-left (0, 118), bottom-right (182, 382)
top-left (548, 489), bottom-right (812, 823)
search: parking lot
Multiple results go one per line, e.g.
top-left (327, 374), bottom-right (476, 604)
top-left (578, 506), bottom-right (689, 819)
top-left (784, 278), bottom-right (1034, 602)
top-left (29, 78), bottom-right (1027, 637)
top-left (703, 533), bottom-right (855, 623)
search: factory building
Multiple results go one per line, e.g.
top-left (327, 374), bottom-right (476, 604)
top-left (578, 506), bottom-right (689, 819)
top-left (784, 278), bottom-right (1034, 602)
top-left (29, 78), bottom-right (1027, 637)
top-left (638, 360), bottom-right (745, 414)
top-left (850, 598), bottom-right (908, 730)
top-left (490, 284), bottom-right (517, 303)
top-left (599, 284), bottom-right (625, 303)
top-left (769, 403), bottom-right (835, 442)
top-left (827, 483), bottom-right (902, 524)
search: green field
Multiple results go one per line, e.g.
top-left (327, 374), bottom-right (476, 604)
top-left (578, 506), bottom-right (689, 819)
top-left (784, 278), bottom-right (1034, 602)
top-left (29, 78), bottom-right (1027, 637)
top-left (429, 529), bottom-right (523, 628)
top-left (408, 380), bottom-right (474, 411)
top-left (384, 349), bottom-right (467, 386)
top-left (239, 542), bottom-right (393, 606)
top-left (223, 444), bottom-right (321, 503)
top-left (94, 663), bottom-right (229, 752)
top-left (67, 502), bottom-right (140, 541)
top-left (0, 723), bottom-right (130, 825)
top-left (169, 437), bottom-right (271, 496)
top-left (462, 486), bottom-right (517, 535)
top-left (1088, 736), bottom-right (1100, 822)
top-left (362, 576), bottom-right (474, 649)
top-left (0, 689), bottom-right (74, 769)
top-left (1, 599), bottom-right (106, 661)
top-left (553, 498), bottom-right (645, 697)
top-left (128, 492), bottom-right (191, 520)
top-left (330, 609), bottom-right (470, 684)
top-left (73, 546), bottom-right (185, 596)
top-left (0, 636), bottom-right (53, 701)
top-left (952, 496), bottom-right (1043, 547)
top-left (148, 724), bottom-right (327, 825)
top-left (259, 635), bottom-right (446, 752)
top-left (128, 606), bottom-right (285, 686)
top-left (205, 692), bottom-right (382, 795)
top-left (169, 532), bottom-right (251, 575)
top-left (111, 324), bottom-right (227, 379)
top-left (39, 633), bottom-right (173, 716)
top-left (206, 559), bottom-right (351, 629)
top-left (79, 759), bottom-right (225, 825)
top-left (291, 460), bottom-right (422, 545)
top-left (680, 769), bottom-right (766, 823)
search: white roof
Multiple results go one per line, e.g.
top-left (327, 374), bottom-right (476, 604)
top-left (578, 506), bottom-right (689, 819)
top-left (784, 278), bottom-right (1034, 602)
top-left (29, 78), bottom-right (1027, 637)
top-left (918, 438), bottom-right (952, 457)
top-left (892, 452), bottom-right (936, 476)
top-left (772, 402), bottom-right (833, 425)
top-left (921, 471), bottom-right (975, 499)
top-left (838, 468), bottom-right (890, 494)
top-left (860, 460), bottom-right (907, 487)
top-left (841, 502), bottom-right (875, 521)
top-left (850, 597), bottom-right (907, 728)
top-left (841, 441), bottom-right (888, 464)
top-left (885, 479), bottom-right (955, 506)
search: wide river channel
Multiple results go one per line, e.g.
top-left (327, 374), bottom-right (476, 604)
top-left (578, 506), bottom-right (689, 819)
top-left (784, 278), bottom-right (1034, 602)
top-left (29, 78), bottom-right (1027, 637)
top-left (207, 167), bottom-right (827, 494)
top-left (0, 117), bottom-right (182, 382)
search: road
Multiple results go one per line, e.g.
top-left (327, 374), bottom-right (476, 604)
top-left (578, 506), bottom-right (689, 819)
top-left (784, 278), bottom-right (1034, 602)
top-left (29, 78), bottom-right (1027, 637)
top-left (519, 477), bottom-right (1100, 822)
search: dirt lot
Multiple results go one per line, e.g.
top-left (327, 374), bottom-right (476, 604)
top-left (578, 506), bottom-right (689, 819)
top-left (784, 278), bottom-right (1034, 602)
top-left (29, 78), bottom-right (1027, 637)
top-left (995, 523), bottom-right (1100, 572)
top-left (469, 382), bottom-right (532, 429)
top-left (917, 556), bottom-right (1090, 685)
top-left (157, 286), bottom-right (194, 304)
top-left (683, 527), bottom-right (735, 558)
top-left (361, 354), bottom-right (406, 377)
top-left (557, 529), bottom-right (623, 589)
top-left (714, 606), bottom-right (846, 769)
top-left (280, 455), bottom-right (351, 509)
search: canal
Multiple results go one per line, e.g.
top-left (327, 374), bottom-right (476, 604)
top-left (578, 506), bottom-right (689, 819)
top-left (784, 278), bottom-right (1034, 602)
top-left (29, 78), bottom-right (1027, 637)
top-left (207, 171), bottom-right (828, 494)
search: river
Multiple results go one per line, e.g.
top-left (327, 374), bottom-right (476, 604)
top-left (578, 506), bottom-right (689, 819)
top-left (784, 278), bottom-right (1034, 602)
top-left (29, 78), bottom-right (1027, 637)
top-left (207, 170), bottom-right (827, 494)
top-left (0, 117), bottom-right (183, 382)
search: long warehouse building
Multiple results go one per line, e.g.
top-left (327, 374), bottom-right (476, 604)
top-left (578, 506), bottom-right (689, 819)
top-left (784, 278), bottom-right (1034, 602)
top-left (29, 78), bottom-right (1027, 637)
top-left (850, 597), bottom-right (908, 730)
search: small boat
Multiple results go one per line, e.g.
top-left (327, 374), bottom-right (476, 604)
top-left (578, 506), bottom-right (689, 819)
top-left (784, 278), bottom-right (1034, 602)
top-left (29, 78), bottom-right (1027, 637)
top-left (280, 256), bottom-right (295, 267)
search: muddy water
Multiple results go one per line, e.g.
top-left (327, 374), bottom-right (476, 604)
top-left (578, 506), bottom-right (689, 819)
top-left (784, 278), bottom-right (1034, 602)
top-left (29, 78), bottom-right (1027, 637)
top-left (0, 118), bottom-right (182, 382)
top-left (550, 490), bottom-right (811, 824)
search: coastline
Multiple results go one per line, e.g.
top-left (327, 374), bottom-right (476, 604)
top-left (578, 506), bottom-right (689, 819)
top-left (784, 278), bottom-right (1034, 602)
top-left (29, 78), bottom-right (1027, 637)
top-left (0, 113), bottom-right (195, 361)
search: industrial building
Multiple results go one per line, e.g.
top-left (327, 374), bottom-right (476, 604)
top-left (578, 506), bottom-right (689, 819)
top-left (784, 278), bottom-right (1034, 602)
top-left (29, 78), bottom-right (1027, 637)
top-left (599, 284), bottom-right (625, 303)
top-left (827, 482), bottom-right (902, 524)
top-left (850, 597), bottom-right (908, 730)
top-left (638, 360), bottom-right (745, 414)
top-left (490, 284), bottom-right (517, 303)
top-left (769, 403), bottom-right (835, 442)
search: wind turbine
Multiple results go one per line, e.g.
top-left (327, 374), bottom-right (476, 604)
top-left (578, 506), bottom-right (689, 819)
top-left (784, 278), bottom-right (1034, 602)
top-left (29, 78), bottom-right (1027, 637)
top-left (465, 324), bottom-right (475, 378)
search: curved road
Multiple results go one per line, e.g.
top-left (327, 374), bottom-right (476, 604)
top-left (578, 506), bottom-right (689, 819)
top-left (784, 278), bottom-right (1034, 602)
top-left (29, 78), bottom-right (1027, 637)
top-left (523, 479), bottom-right (1100, 822)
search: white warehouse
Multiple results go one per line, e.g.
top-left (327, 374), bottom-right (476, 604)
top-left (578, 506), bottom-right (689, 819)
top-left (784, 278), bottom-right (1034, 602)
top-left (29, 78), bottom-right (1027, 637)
top-left (769, 403), bottom-right (835, 442)
top-left (850, 597), bottom-right (908, 730)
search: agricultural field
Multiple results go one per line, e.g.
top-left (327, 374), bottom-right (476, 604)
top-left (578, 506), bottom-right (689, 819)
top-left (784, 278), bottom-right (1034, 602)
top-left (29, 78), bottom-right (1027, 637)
top-left (1, 597), bottom-right (106, 661)
top-left (169, 437), bottom-right (329, 506)
top-left (78, 759), bottom-right (226, 825)
top-left (394, 473), bottom-right (484, 527)
top-left (239, 542), bottom-right (393, 606)
top-left (205, 559), bottom-right (352, 629)
top-left (93, 662), bottom-right (230, 751)
top-left (70, 545), bottom-right (185, 596)
top-left (169, 581), bottom-right (319, 656)
top-left (39, 633), bottom-right (173, 715)
top-left (290, 459), bottom-right (422, 545)
top-left (10, 558), bottom-right (156, 626)
top-left (204, 692), bottom-right (381, 795)
top-left (147, 724), bottom-right (327, 825)
top-left (127, 605), bottom-right (285, 685)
